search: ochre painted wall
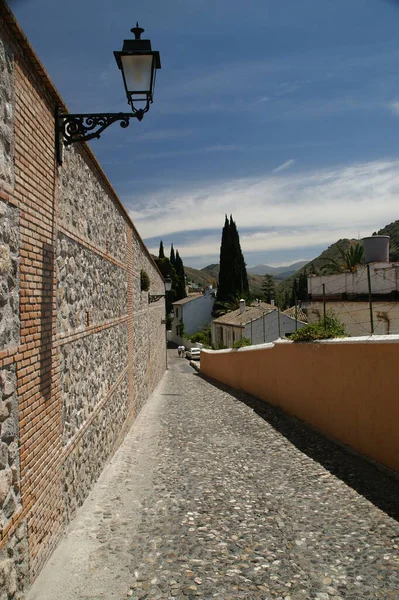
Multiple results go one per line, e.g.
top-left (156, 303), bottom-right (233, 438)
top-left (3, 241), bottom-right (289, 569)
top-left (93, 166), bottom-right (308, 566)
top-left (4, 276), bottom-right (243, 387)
top-left (201, 340), bottom-right (399, 473)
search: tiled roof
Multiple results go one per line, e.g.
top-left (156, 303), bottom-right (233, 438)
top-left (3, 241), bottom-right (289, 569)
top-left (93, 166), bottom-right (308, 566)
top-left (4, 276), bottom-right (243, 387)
top-left (282, 306), bottom-right (308, 323)
top-left (172, 294), bottom-right (203, 306)
top-left (213, 303), bottom-right (276, 327)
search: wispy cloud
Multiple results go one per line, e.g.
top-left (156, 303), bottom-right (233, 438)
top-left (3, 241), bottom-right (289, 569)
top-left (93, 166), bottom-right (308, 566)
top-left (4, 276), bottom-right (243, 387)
top-left (137, 144), bottom-right (240, 160)
top-left (273, 159), bottom-right (296, 173)
top-left (135, 128), bottom-right (193, 142)
top-left (389, 101), bottom-right (399, 115)
top-left (127, 159), bottom-right (399, 263)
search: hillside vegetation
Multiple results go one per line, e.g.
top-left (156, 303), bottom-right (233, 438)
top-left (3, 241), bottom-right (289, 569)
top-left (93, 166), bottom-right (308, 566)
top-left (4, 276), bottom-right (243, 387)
top-left (375, 220), bottom-right (399, 261)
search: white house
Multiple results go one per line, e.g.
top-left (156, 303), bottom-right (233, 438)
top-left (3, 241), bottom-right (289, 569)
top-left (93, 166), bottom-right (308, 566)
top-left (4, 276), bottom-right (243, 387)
top-left (170, 288), bottom-right (215, 345)
top-left (211, 300), bottom-right (305, 349)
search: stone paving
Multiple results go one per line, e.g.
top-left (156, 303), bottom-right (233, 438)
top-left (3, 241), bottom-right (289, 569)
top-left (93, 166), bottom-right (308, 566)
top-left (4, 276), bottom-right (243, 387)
top-left (28, 350), bottom-right (399, 600)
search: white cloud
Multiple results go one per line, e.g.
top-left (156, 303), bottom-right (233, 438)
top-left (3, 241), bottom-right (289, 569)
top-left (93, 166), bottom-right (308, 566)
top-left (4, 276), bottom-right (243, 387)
top-left (390, 101), bottom-right (399, 115)
top-left (273, 159), bottom-right (296, 173)
top-left (128, 159), bottom-right (399, 261)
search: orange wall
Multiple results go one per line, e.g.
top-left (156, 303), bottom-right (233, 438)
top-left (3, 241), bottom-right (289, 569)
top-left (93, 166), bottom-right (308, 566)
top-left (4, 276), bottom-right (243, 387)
top-left (201, 340), bottom-right (399, 473)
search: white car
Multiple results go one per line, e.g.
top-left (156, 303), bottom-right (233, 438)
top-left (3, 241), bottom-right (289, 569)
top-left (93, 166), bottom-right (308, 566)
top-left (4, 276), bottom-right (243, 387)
top-left (186, 348), bottom-right (201, 360)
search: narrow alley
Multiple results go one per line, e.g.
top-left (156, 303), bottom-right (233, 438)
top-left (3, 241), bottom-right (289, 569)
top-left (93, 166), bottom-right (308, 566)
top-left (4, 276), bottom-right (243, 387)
top-left (27, 350), bottom-right (399, 600)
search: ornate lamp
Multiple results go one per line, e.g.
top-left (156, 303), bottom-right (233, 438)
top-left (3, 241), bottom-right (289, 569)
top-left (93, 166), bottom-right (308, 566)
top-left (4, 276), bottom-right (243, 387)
top-left (56, 23), bottom-right (161, 163)
top-left (149, 276), bottom-right (172, 303)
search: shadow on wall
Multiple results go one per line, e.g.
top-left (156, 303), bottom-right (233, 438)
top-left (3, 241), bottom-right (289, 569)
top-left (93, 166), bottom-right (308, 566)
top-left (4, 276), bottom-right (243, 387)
top-left (197, 373), bottom-right (399, 523)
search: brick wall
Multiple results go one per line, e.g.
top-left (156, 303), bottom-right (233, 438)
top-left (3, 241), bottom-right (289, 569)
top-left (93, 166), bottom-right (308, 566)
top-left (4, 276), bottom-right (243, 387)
top-left (0, 3), bottom-right (166, 597)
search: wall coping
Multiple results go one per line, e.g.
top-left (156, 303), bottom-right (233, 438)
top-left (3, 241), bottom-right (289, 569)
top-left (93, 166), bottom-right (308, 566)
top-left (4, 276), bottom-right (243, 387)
top-left (201, 334), bottom-right (399, 355)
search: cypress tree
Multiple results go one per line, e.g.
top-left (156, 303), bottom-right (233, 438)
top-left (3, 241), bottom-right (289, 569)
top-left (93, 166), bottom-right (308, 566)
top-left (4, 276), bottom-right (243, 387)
top-left (175, 250), bottom-right (187, 300)
top-left (158, 240), bottom-right (165, 259)
top-left (217, 215), bottom-right (248, 303)
top-left (170, 244), bottom-right (176, 267)
top-left (229, 215), bottom-right (249, 296)
top-left (217, 215), bottom-right (232, 302)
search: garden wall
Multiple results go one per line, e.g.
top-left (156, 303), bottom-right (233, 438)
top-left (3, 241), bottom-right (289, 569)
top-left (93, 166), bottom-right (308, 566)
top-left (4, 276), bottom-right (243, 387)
top-left (201, 336), bottom-right (399, 474)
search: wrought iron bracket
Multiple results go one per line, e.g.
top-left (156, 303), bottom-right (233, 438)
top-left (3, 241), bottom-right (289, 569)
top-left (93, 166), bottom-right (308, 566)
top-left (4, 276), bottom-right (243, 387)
top-left (148, 294), bottom-right (165, 304)
top-left (55, 104), bottom-right (148, 164)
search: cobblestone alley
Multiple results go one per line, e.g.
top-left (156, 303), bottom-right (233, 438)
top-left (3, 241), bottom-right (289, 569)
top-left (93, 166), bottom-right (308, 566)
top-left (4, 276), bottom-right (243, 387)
top-left (27, 350), bottom-right (399, 600)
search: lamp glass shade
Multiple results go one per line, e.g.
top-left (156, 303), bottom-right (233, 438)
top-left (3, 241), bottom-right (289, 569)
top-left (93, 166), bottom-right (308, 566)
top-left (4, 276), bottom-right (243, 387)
top-left (164, 277), bottom-right (172, 292)
top-left (121, 54), bottom-right (153, 95)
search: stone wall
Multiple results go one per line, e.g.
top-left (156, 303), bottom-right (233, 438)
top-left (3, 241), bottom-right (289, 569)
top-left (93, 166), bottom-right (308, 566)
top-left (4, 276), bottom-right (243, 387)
top-left (62, 374), bottom-right (130, 523)
top-left (0, 521), bottom-right (28, 600)
top-left (0, 34), bottom-right (14, 190)
top-left (60, 323), bottom-right (128, 443)
top-left (56, 232), bottom-right (127, 335)
top-left (58, 148), bottom-right (127, 263)
top-left (0, 365), bottom-right (20, 534)
top-left (0, 5), bottom-right (166, 596)
top-left (0, 199), bottom-right (19, 349)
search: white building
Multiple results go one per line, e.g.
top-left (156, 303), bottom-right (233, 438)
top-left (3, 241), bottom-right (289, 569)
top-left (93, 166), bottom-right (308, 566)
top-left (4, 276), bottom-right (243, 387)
top-left (307, 261), bottom-right (399, 336)
top-left (211, 300), bottom-right (305, 349)
top-left (170, 288), bottom-right (215, 345)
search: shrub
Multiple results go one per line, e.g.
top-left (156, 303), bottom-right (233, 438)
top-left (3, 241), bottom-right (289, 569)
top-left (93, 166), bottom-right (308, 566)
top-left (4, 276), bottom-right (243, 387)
top-left (232, 337), bottom-right (251, 349)
top-left (189, 324), bottom-right (212, 347)
top-left (290, 313), bottom-right (346, 342)
top-left (140, 269), bottom-right (150, 292)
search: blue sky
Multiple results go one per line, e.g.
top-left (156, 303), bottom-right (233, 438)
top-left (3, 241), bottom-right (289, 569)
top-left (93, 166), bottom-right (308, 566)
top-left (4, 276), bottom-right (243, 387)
top-left (11, 0), bottom-right (399, 268)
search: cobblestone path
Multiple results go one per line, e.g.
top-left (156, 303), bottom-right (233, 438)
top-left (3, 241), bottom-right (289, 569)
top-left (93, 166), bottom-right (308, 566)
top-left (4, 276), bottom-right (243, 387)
top-left (28, 350), bottom-right (399, 600)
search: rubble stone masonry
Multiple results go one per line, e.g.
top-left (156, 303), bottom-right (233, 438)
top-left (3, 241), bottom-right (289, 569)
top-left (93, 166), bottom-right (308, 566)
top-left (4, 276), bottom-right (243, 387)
top-left (0, 3), bottom-right (166, 597)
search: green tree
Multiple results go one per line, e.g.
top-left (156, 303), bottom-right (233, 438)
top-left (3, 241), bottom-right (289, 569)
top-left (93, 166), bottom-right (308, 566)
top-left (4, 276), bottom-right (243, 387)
top-left (297, 270), bottom-right (308, 302)
top-left (174, 250), bottom-right (187, 301)
top-left (217, 215), bottom-right (249, 304)
top-left (290, 278), bottom-right (299, 308)
top-left (321, 242), bottom-right (364, 274)
top-left (158, 240), bottom-right (165, 259)
top-left (261, 274), bottom-right (275, 303)
top-left (170, 243), bottom-right (176, 267)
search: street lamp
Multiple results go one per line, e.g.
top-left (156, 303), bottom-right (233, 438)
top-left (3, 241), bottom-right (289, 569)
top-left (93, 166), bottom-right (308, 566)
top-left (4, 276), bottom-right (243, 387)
top-left (149, 275), bottom-right (172, 304)
top-left (164, 275), bottom-right (172, 292)
top-left (56, 23), bottom-right (161, 163)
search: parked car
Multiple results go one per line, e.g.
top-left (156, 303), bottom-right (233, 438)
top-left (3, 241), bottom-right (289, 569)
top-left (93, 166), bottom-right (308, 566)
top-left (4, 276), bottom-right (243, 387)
top-left (186, 347), bottom-right (201, 360)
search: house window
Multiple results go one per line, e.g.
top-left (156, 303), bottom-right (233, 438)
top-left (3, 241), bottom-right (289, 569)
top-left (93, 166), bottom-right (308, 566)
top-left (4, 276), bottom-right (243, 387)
top-left (232, 331), bottom-right (236, 343)
top-left (175, 307), bottom-right (179, 318)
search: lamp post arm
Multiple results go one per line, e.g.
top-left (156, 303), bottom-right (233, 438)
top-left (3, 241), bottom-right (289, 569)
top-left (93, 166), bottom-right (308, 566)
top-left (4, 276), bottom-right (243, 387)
top-left (55, 103), bottom-right (150, 163)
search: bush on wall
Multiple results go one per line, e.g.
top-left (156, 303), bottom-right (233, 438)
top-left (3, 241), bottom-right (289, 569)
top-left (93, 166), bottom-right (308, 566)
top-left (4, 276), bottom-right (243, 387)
top-left (140, 269), bottom-right (150, 292)
top-left (290, 312), bottom-right (346, 342)
top-left (232, 337), bottom-right (251, 349)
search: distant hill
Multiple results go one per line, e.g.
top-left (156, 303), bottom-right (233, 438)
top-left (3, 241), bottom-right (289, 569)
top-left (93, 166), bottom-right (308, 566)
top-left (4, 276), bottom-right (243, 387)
top-left (185, 266), bottom-right (215, 287)
top-left (247, 261), bottom-right (308, 278)
top-left (186, 264), bottom-right (264, 297)
top-left (375, 220), bottom-right (399, 261)
top-left (276, 239), bottom-right (355, 299)
top-left (201, 264), bottom-right (219, 279)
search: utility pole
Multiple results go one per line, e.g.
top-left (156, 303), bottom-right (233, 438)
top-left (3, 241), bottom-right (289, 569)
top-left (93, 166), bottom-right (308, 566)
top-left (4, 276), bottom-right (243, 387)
top-left (277, 307), bottom-right (281, 339)
top-left (367, 264), bottom-right (374, 335)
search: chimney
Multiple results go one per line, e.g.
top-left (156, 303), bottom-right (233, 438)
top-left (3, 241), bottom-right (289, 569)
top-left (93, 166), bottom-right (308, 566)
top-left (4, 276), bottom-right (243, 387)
top-left (239, 299), bottom-right (245, 314)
